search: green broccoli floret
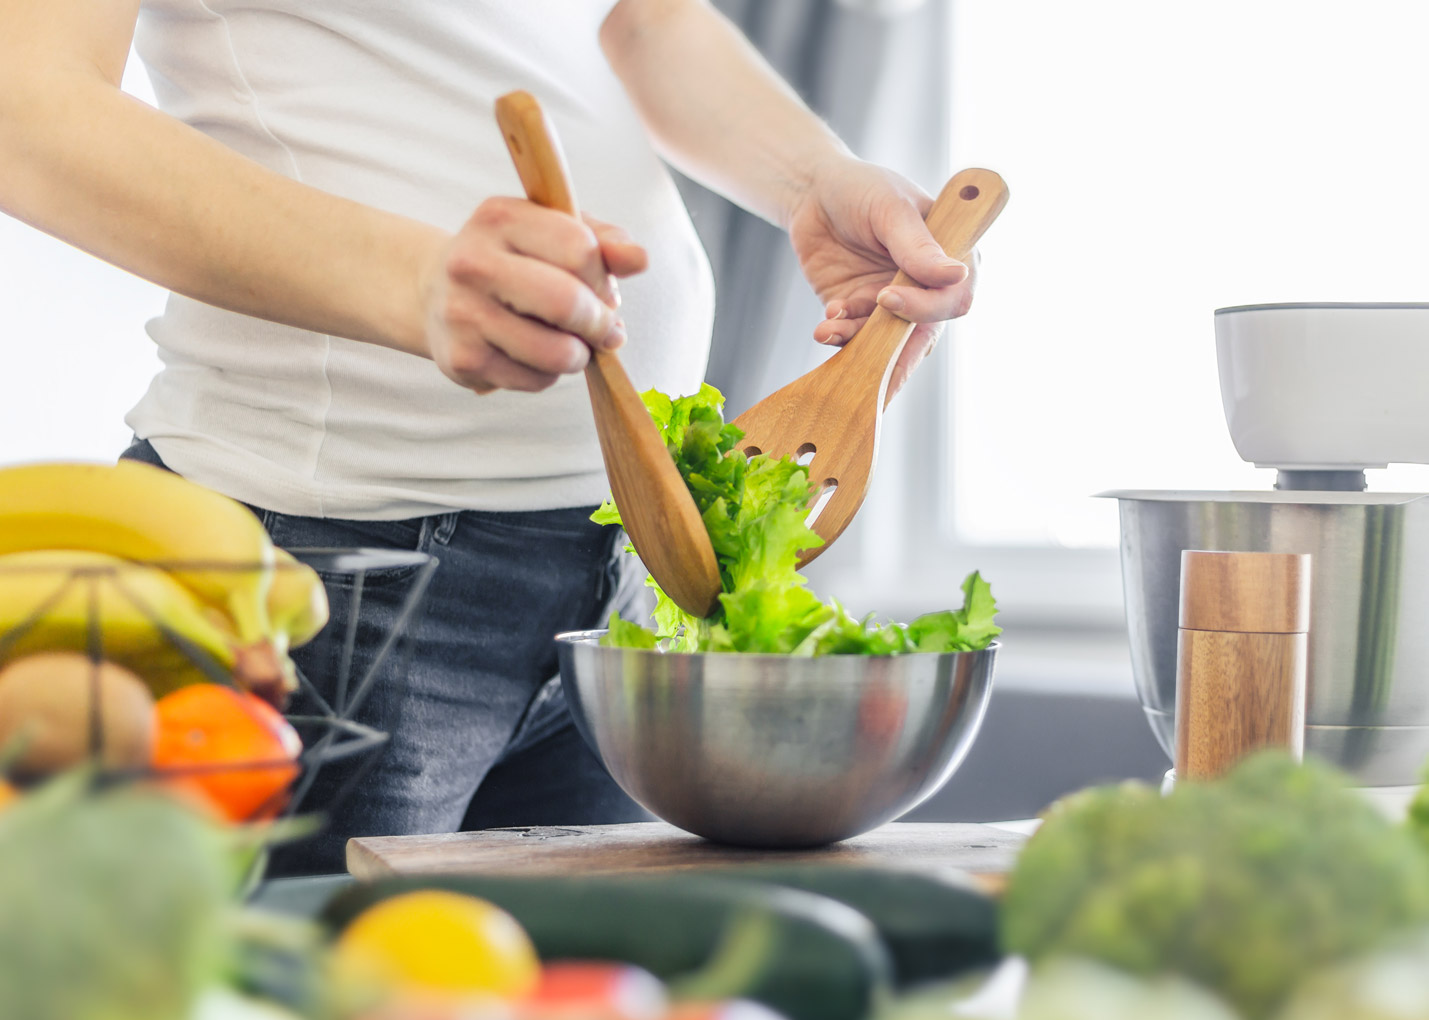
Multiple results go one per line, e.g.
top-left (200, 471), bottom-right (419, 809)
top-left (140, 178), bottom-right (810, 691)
top-left (0, 772), bottom-right (238, 1020)
top-left (1001, 752), bottom-right (1429, 1020)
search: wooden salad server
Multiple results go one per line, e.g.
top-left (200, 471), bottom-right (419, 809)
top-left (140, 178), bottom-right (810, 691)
top-left (495, 91), bottom-right (722, 617)
top-left (732, 167), bottom-right (1009, 565)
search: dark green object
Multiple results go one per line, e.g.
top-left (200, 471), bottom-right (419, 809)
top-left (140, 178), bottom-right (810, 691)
top-left (698, 865), bottom-right (1000, 987)
top-left (0, 772), bottom-right (237, 1020)
top-left (1001, 751), bottom-right (1429, 1020)
top-left (323, 873), bottom-right (894, 1020)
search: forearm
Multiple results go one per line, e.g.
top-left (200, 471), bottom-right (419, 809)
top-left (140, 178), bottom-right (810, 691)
top-left (601, 0), bottom-right (852, 228)
top-left (0, 61), bottom-right (445, 356)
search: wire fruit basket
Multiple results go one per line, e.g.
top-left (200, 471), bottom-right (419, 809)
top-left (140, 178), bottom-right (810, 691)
top-left (0, 547), bottom-right (437, 826)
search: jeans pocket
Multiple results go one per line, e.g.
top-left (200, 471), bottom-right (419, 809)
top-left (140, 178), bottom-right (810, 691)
top-left (264, 513), bottom-right (433, 589)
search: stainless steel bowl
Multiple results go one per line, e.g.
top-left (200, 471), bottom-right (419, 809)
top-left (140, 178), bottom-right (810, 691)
top-left (555, 631), bottom-right (997, 847)
top-left (1107, 490), bottom-right (1429, 786)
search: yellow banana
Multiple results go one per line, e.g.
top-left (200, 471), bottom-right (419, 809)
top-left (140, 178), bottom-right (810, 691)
top-left (268, 548), bottom-right (329, 648)
top-left (0, 549), bottom-right (259, 698)
top-left (0, 461), bottom-right (274, 642)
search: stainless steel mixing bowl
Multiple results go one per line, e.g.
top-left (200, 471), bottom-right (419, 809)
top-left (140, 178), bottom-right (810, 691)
top-left (555, 631), bottom-right (997, 847)
top-left (1107, 490), bottom-right (1429, 786)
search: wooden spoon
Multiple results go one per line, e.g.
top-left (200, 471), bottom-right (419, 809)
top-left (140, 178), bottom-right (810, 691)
top-left (732, 168), bottom-right (1009, 565)
top-left (494, 91), bottom-right (722, 617)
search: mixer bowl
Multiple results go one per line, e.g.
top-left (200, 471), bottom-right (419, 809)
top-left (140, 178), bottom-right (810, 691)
top-left (1106, 490), bottom-right (1429, 786)
top-left (1217, 302), bottom-right (1429, 471)
top-left (555, 632), bottom-right (996, 847)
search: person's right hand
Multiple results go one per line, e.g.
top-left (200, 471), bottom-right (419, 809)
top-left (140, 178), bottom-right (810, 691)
top-left (424, 198), bottom-right (648, 394)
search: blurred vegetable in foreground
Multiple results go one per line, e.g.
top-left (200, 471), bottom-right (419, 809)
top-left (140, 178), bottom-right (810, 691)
top-left (663, 1002), bottom-right (788, 1020)
top-left (1274, 929), bottom-right (1429, 1020)
top-left (0, 770), bottom-right (327, 1020)
top-left (1017, 958), bottom-right (1241, 1020)
top-left (526, 961), bottom-right (667, 1018)
top-left (0, 772), bottom-right (238, 1020)
top-left (1001, 752), bottom-right (1429, 1019)
top-left (193, 986), bottom-right (307, 1020)
top-left (1410, 761), bottom-right (1429, 858)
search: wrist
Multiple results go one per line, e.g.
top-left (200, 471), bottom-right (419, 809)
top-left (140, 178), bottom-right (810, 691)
top-left (775, 142), bottom-right (857, 231)
top-left (388, 224), bottom-right (452, 360)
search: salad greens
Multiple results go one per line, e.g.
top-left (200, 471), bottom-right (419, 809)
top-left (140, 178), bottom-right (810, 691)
top-left (593, 384), bottom-right (1000, 655)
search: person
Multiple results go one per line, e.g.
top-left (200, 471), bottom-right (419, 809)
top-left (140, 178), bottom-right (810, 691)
top-left (0, 0), bottom-right (977, 874)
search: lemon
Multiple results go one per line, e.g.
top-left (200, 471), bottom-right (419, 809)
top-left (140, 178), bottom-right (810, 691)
top-left (333, 890), bottom-right (540, 1000)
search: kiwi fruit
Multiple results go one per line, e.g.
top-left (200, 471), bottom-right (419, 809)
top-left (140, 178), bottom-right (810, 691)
top-left (0, 653), bottom-right (155, 776)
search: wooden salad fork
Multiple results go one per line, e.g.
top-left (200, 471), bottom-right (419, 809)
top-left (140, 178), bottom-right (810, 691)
top-left (495, 91), bottom-right (722, 617)
top-left (732, 168), bottom-right (1009, 565)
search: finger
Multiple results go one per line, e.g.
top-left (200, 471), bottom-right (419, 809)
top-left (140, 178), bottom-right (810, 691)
top-left (877, 198), bottom-right (970, 289)
top-left (441, 333), bottom-right (564, 394)
top-left (815, 294), bottom-right (876, 344)
top-left (824, 295), bottom-right (879, 321)
top-left (468, 346), bottom-right (563, 393)
top-left (887, 323), bottom-right (945, 401)
top-left (456, 249), bottom-right (625, 351)
top-left (471, 197), bottom-right (618, 308)
top-left (460, 295), bottom-right (591, 376)
top-left (599, 240), bottom-right (648, 278)
top-left (876, 276), bottom-right (975, 324)
top-left (814, 315), bottom-right (866, 346)
top-left (584, 214), bottom-right (649, 278)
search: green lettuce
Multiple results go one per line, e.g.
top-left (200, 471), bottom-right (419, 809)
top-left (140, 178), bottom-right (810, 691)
top-left (603, 612), bottom-right (660, 650)
top-left (594, 384), bottom-right (1000, 655)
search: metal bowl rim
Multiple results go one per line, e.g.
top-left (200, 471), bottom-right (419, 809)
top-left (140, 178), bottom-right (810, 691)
top-left (555, 629), bottom-right (999, 663)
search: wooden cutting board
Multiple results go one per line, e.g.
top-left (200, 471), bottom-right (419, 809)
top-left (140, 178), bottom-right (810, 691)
top-left (347, 821), bottom-right (1027, 895)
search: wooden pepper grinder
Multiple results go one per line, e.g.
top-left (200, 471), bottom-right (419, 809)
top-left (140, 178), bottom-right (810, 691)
top-left (1175, 550), bottom-right (1311, 780)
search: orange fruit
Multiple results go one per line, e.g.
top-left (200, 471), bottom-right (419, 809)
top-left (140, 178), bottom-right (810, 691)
top-left (152, 683), bottom-right (301, 822)
top-left (333, 891), bottom-right (540, 1002)
top-left (0, 778), bottom-right (17, 812)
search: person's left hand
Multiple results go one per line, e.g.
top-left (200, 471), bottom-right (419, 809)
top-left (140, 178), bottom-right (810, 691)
top-left (787, 157), bottom-right (977, 399)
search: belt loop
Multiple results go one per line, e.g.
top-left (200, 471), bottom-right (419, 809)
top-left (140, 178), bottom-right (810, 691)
top-left (432, 511), bottom-right (459, 547)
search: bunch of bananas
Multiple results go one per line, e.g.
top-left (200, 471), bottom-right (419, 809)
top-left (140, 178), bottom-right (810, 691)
top-left (0, 461), bottom-right (329, 706)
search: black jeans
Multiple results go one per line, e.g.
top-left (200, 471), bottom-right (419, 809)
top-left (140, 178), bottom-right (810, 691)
top-left (122, 438), bottom-right (651, 875)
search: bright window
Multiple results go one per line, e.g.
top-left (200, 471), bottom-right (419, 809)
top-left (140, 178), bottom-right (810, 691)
top-left (947, 0), bottom-right (1429, 550)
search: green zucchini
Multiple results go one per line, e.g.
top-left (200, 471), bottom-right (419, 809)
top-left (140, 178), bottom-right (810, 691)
top-left (699, 866), bottom-right (1000, 987)
top-left (322, 874), bottom-right (893, 1020)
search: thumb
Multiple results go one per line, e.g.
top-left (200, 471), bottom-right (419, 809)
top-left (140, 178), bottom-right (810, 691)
top-left (879, 199), bottom-right (968, 289)
top-left (583, 214), bottom-right (648, 277)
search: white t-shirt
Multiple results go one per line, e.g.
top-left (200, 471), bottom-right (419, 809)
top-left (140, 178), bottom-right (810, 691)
top-left (127, 0), bottom-right (715, 519)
